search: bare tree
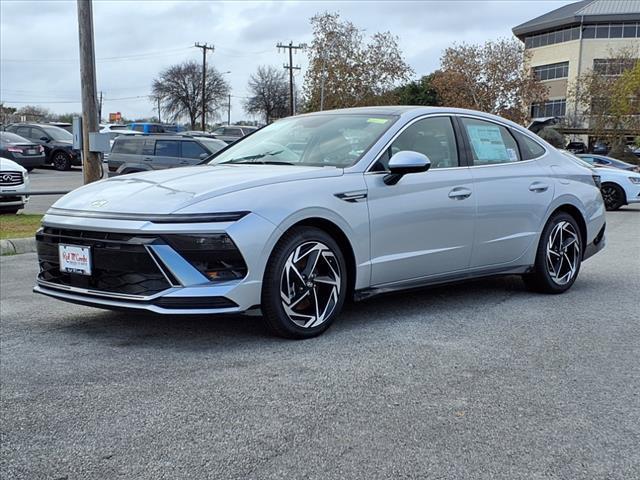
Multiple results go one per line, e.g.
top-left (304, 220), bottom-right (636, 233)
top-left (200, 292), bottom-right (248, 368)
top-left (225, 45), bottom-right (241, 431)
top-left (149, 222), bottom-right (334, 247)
top-left (431, 38), bottom-right (548, 125)
top-left (151, 60), bottom-right (229, 129)
top-left (303, 12), bottom-right (413, 111)
top-left (244, 66), bottom-right (289, 124)
top-left (15, 105), bottom-right (53, 121)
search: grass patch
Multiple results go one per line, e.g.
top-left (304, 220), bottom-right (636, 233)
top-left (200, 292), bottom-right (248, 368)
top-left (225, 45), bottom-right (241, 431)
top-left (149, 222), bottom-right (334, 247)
top-left (0, 214), bottom-right (43, 239)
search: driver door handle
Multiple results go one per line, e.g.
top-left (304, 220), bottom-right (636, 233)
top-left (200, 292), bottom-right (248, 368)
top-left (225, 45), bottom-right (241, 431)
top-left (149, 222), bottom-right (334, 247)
top-left (448, 187), bottom-right (472, 200)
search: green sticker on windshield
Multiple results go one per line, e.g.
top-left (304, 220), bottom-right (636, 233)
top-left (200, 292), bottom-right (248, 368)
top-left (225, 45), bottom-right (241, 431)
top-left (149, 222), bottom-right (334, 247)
top-left (367, 118), bottom-right (388, 124)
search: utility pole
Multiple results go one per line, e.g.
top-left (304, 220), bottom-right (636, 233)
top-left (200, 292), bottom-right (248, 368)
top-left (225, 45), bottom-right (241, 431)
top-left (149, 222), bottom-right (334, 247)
top-left (77, 0), bottom-right (101, 184)
top-left (156, 96), bottom-right (161, 123)
top-left (227, 94), bottom-right (231, 125)
top-left (277, 41), bottom-right (306, 116)
top-left (195, 42), bottom-right (215, 131)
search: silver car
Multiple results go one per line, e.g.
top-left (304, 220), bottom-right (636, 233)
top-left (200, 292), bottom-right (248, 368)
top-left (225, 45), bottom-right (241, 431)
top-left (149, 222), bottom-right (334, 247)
top-left (34, 107), bottom-right (606, 338)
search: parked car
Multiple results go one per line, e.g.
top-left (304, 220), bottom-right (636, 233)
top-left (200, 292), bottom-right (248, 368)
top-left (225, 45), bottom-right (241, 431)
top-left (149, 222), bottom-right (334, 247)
top-left (0, 157), bottom-right (30, 214)
top-left (128, 122), bottom-right (167, 134)
top-left (0, 131), bottom-right (46, 171)
top-left (35, 106), bottom-right (606, 339)
top-left (578, 154), bottom-right (640, 172)
top-left (5, 123), bottom-right (80, 170)
top-left (591, 142), bottom-right (609, 155)
top-left (107, 134), bottom-right (227, 175)
top-left (566, 141), bottom-right (587, 154)
top-left (100, 128), bottom-right (137, 160)
top-left (211, 125), bottom-right (257, 144)
top-left (562, 151), bottom-right (640, 210)
top-left (46, 122), bottom-right (72, 133)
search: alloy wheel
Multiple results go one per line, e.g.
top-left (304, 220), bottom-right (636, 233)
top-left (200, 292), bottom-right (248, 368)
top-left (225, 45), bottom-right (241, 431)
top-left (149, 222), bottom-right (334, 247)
top-left (53, 153), bottom-right (69, 170)
top-left (546, 221), bottom-right (581, 286)
top-left (280, 241), bottom-right (341, 328)
top-left (601, 185), bottom-right (621, 210)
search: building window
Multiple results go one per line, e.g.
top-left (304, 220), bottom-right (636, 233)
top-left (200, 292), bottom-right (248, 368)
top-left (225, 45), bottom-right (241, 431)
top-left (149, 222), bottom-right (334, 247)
top-left (533, 62), bottom-right (569, 81)
top-left (524, 26), bottom-right (580, 49)
top-left (593, 58), bottom-right (638, 76)
top-left (530, 99), bottom-right (566, 118)
top-left (583, 22), bottom-right (639, 40)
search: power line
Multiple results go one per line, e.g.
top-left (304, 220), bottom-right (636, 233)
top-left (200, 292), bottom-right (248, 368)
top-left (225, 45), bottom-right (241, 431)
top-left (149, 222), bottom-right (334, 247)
top-left (1, 46), bottom-right (193, 64)
top-left (277, 41), bottom-right (306, 116)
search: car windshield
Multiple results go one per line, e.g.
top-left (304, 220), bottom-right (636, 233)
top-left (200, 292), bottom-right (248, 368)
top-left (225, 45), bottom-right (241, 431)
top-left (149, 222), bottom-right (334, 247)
top-left (209, 114), bottom-right (397, 168)
top-left (41, 125), bottom-right (73, 141)
top-left (197, 138), bottom-right (226, 153)
top-left (0, 132), bottom-right (29, 144)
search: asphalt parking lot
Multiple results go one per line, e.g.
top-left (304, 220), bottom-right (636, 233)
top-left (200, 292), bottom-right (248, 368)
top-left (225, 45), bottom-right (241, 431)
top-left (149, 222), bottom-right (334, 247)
top-left (23, 167), bottom-right (86, 215)
top-left (1, 207), bottom-right (639, 479)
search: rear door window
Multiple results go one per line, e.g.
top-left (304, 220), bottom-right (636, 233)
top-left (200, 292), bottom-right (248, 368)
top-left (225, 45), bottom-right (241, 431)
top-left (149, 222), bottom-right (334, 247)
top-left (461, 118), bottom-right (520, 166)
top-left (511, 130), bottom-right (546, 160)
top-left (15, 127), bottom-right (32, 138)
top-left (112, 137), bottom-right (142, 155)
top-left (181, 141), bottom-right (208, 159)
top-left (154, 140), bottom-right (180, 157)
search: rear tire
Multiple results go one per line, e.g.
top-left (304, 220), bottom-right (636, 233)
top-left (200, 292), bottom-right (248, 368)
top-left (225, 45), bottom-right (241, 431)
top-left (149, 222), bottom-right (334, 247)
top-left (601, 183), bottom-right (625, 211)
top-left (262, 227), bottom-right (347, 339)
top-left (524, 212), bottom-right (582, 294)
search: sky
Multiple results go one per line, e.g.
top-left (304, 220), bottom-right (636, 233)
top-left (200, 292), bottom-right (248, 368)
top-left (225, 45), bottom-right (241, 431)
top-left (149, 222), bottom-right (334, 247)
top-left (0, 0), bottom-right (573, 124)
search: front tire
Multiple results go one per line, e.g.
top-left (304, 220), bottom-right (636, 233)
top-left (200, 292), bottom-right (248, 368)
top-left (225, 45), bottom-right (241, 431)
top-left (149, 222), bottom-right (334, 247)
top-left (601, 183), bottom-right (625, 211)
top-left (262, 227), bottom-right (347, 339)
top-left (524, 212), bottom-right (582, 294)
top-left (52, 151), bottom-right (71, 171)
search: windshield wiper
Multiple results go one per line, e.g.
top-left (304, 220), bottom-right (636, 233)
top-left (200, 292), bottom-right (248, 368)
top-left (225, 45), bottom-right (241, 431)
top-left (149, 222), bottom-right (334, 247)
top-left (222, 150), bottom-right (284, 164)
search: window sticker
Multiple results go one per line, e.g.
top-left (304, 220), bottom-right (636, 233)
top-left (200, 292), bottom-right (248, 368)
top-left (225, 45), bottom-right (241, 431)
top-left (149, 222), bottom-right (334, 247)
top-left (367, 118), bottom-right (389, 124)
top-left (506, 148), bottom-right (518, 161)
top-left (466, 124), bottom-right (509, 161)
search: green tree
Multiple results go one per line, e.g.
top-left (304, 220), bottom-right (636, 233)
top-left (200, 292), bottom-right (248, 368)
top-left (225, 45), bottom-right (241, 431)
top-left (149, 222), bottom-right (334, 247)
top-left (395, 73), bottom-right (441, 106)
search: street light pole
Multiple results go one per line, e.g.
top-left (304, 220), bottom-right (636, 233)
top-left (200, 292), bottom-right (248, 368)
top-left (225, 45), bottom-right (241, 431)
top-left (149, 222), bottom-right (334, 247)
top-left (227, 94), bottom-right (231, 125)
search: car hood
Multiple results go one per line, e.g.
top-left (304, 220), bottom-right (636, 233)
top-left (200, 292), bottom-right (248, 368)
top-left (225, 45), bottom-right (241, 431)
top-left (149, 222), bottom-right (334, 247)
top-left (0, 157), bottom-right (27, 172)
top-left (50, 164), bottom-right (343, 215)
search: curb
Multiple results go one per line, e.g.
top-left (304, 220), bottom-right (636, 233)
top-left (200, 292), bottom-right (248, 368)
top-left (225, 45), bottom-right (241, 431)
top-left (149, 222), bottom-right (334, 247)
top-left (0, 237), bottom-right (37, 256)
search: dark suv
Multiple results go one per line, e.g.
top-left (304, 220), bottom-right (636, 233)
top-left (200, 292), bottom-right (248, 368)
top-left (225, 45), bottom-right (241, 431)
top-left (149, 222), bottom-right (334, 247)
top-left (5, 123), bottom-right (80, 170)
top-left (107, 135), bottom-right (227, 176)
top-left (211, 125), bottom-right (257, 144)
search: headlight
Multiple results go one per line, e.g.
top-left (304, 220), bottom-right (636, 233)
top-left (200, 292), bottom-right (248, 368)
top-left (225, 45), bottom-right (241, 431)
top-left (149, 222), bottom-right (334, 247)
top-left (164, 234), bottom-right (248, 282)
top-left (629, 176), bottom-right (640, 185)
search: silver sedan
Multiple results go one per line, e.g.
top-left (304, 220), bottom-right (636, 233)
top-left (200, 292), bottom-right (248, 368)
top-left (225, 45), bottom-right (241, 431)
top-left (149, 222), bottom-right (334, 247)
top-left (34, 107), bottom-right (606, 338)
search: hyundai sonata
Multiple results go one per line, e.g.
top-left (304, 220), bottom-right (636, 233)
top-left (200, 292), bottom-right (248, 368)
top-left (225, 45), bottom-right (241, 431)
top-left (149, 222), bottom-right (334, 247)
top-left (34, 107), bottom-right (606, 338)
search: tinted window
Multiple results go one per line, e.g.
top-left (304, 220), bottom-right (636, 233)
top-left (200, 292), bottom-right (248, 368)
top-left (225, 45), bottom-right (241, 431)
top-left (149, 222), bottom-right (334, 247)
top-left (372, 117), bottom-right (458, 171)
top-left (155, 140), bottom-right (180, 157)
top-left (224, 128), bottom-right (242, 136)
top-left (132, 124), bottom-right (145, 132)
top-left (461, 118), bottom-right (520, 166)
top-left (30, 128), bottom-right (47, 140)
top-left (181, 141), bottom-right (208, 158)
top-left (149, 125), bottom-right (164, 133)
top-left (0, 132), bottom-right (29, 143)
top-left (142, 139), bottom-right (155, 156)
top-left (112, 137), bottom-right (142, 155)
top-left (15, 127), bottom-right (31, 138)
top-left (511, 130), bottom-right (546, 160)
top-left (41, 125), bottom-right (72, 141)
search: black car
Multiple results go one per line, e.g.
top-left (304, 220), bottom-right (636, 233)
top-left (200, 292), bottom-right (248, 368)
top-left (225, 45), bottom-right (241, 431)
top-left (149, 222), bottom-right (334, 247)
top-left (0, 131), bottom-right (46, 171)
top-left (566, 141), bottom-right (588, 154)
top-left (107, 134), bottom-right (227, 176)
top-left (211, 125), bottom-right (258, 144)
top-left (5, 123), bottom-right (80, 170)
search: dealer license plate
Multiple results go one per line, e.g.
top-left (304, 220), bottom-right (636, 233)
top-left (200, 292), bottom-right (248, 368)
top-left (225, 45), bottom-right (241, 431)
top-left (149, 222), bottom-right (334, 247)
top-left (59, 244), bottom-right (92, 276)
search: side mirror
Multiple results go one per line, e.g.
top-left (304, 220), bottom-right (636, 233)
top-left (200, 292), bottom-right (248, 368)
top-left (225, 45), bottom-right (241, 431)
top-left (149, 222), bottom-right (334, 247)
top-left (40, 136), bottom-right (50, 143)
top-left (199, 152), bottom-right (209, 159)
top-left (384, 150), bottom-right (431, 185)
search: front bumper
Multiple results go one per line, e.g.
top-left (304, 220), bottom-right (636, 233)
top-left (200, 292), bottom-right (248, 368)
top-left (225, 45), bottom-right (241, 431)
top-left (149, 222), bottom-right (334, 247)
top-left (33, 212), bottom-right (277, 314)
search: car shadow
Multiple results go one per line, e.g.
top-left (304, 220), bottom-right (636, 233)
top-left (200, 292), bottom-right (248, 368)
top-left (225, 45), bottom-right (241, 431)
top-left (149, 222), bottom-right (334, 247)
top-left (55, 275), bottom-right (530, 350)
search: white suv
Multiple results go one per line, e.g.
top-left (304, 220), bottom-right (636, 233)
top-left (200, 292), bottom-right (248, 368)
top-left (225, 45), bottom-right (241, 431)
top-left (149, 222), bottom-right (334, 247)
top-left (0, 157), bottom-right (30, 214)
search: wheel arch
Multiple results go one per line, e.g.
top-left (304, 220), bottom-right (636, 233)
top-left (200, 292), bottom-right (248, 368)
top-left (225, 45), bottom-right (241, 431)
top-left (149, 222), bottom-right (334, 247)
top-left (601, 181), bottom-right (627, 205)
top-left (548, 203), bottom-right (588, 252)
top-left (275, 217), bottom-right (357, 300)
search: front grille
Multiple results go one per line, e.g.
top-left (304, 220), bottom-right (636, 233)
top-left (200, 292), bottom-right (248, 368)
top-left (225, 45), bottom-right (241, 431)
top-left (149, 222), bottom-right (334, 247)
top-left (0, 171), bottom-right (23, 186)
top-left (36, 227), bottom-right (170, 297)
